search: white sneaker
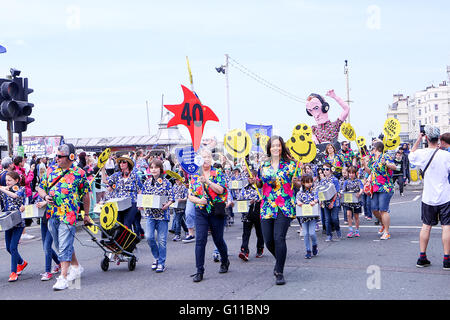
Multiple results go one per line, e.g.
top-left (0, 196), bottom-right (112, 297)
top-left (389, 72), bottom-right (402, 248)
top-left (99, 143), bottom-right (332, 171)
top-left (66, 265), bottom-right (84, 282)
top-left (53, 276), bottom-right (68, 291)
top-left (20, 233), bottom-right (35, 240)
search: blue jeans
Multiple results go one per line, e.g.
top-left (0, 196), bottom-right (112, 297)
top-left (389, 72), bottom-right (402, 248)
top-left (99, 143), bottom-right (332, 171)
top-left (145, 218), bottom-right (169, 266)
top-left (41, 221), bottom-right (60, 273)
top-left (323, 205), bottom-right (340, 237)
top-left (302, 220), bottom-right (318, 252)
top-left (185, 200), bottom-right (196, 229)
top-left (371, 192), bottom-right (393, 212)
top-left (47, 217), bottom-right (76, 262)
top-left (362, 194), bottom-right (373, 218)
top-left (173, 209), bottom-right (188, 236)
top-left (119, 202), bottom-right (138, 231)
top-left (195, 207), bottom-right (228, 274)
top-left (5, 226), bottom-right (25, 273)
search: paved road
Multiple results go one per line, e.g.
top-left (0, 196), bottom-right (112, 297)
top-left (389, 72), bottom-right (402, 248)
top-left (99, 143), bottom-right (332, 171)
top-left (1, 187), bottom-right (449, 300)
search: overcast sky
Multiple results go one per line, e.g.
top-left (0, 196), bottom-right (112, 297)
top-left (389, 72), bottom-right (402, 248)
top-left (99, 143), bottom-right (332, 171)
top-left (1, 0), bottom-right (449, 148)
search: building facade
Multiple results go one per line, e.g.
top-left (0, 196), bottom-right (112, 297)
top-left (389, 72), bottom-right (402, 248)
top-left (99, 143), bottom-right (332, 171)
top-left (387, 68), bottom-right (450, 144)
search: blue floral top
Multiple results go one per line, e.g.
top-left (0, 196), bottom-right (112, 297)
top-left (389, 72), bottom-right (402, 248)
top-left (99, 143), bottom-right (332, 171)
top-left (107, 171), bottom-right (143, 204)
top-left (141, 176), bottom-right (174, 220)
top-left (342, 178), bottom-right (364, 208)
top-left (236, 185), bottom-right (260, 202)
top-left (295, 187), bottom-right (319, 223)
top-left (1, 186), bottom-right (26, 228)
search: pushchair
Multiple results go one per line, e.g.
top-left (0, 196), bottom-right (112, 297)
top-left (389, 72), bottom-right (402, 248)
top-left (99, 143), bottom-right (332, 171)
top-left (83, 218), bottom-right (140, 272)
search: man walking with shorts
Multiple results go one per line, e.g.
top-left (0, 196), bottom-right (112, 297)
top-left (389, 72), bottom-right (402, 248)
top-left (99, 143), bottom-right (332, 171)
top-left (409, 126), bottom-right (450, 270)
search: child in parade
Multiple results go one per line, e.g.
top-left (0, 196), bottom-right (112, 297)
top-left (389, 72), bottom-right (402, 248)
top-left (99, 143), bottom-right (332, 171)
top-left (296, 175), bottom-right (319, 259)
top-left (340, 166), bottom-right (349, 224)
top-left (171, 178), bottom-right (188, 242)
top-left (0, 171), bottom-right (28, 282)
top-left (34, 195), bottom-right (61, 281)
top-left (342, 166), bottom-right (364, 238)
top-left (321, 163), bottom-right (341, 241)
top-left (237, 170), bottom-right (264, 261)
top-left (139, 159), bottom-right (174, 273)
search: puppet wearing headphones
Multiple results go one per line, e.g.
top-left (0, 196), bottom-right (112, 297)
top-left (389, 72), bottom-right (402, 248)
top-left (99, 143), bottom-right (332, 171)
top-left (306, 89), bottom-right (350, 145)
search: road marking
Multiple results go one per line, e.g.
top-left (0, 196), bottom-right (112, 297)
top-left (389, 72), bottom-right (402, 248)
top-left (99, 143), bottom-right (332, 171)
top-left (413, 195), bottom-right (421, 201)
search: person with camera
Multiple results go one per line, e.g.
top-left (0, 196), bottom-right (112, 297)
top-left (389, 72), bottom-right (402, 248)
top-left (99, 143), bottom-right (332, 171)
top-left (409, 126), bottom-right (450, 270)
top-left (37, 144), bottom-right (91, 290)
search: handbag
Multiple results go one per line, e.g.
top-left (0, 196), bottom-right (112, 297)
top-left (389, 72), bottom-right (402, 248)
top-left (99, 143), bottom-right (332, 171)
top-left (419, 148), bottom-right (439, 179)
top-left (363, 173), bottom-right (374, 197)
top-left (210, 201), bottom-right (227, 218)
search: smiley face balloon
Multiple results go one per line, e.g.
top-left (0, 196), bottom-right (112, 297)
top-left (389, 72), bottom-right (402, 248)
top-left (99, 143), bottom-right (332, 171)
top-left (224, 129), bottom-right (252, 158)
top-left (383, 135), bottom-right (401, 151)
top-left (100, 202), bottom-right (118, 230)
top-left (340, 122), bottom-right (356, 141)
top-left (287, 124), bottom-right (317, 163)
top-left (292, 123), bottom-right (313, 140)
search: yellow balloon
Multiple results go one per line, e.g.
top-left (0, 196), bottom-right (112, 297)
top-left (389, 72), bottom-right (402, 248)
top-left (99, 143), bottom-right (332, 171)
top-left (224, 129), bottom-right (252, 158)
top-left (383, 118), bottom-right (401, 139)
top-left (80, 210), bottom-right (98, 234)
top-left (340, 122), bottom-right (356, 141)
top-left (356, 136), bottom-right (366, 148)
top-left (292, 123), bottom-right (313, 140)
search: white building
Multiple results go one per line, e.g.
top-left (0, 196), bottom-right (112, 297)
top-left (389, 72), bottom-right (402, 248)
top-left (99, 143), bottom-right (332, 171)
top-left (387, 67), bottom-right (450, 143)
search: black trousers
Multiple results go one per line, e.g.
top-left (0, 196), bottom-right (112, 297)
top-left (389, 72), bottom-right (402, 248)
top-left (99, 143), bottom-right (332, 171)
top-left (241, 203), bottom-right (264, 253)
top-left (260, 211), bottom-right (292, 274)
top-left (392, 175), bottom-right (405, 194)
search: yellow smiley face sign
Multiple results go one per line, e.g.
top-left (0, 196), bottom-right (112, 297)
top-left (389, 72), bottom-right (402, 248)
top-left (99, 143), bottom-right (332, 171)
top-left (287, 126), bottom-right (317, 163)
top-left (258, 134), bottom-right (270, 152)
top-left (100, 202), bottom-right (118, 230)
top-left (356, 136), bottom-right (366, 148)
top-left (80, 210), bottom-right (98, 234)
top-left (383, 135), bottom-right (401, 150)
top-left (292, 123), bottom-right (313, 140)
top-left (97, 148), bottom-right (111, 169)
top-left (224, 129), bottom-right (252, 158)
top-left (383, 118), bottom-right (401, 139)
top-left (340, 122), bottom-right (356, 141)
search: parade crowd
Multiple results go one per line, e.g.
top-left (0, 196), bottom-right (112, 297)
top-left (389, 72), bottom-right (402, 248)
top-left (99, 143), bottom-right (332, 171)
top-left (1, 128), bottom-right (449, 290)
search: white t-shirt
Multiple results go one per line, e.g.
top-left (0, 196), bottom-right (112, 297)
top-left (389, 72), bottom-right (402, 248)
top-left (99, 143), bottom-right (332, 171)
top-left (409, 148), bottom-right (450, 206)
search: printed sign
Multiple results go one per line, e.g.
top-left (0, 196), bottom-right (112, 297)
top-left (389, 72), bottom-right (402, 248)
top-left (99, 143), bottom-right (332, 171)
top-left (383, 118), bottom-right (401, 139)
top-left (175, 146), bottom-right (200, 175)
top-left (340, 122), bottom-right (356, 141)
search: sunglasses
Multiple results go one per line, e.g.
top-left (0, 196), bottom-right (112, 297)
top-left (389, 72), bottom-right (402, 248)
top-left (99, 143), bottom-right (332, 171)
top-left (56, 155), bottom-right (68, 159)
top-left (119, 160), bottom-right (128, 164)
top-left (323, 168), bottom-right (331, 171)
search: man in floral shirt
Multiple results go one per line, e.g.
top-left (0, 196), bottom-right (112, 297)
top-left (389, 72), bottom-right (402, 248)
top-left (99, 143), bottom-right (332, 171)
top-left (37, 144), bottom-right (91, 291)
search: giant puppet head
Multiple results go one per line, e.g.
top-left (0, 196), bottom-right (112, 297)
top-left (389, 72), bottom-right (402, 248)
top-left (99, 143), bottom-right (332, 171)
top-left (306, 93), bottom-right (330, 125)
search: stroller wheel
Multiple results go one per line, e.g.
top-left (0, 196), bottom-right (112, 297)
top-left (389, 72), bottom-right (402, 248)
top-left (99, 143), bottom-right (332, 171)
top-left (128, 256), bottom-right (137, 271)
top-left (101, 257), bottom-right (110, 271)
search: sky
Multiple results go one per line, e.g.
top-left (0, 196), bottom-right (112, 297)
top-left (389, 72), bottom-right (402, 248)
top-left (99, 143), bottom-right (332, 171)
top-left (1, 0), bottom-right (449, 149)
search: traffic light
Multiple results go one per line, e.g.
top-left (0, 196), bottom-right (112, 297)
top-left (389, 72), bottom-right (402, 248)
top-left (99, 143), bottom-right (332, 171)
top-left (0, 78), bottom-right (20, 121)
top-left (12, 77), bottom-right (34, 133)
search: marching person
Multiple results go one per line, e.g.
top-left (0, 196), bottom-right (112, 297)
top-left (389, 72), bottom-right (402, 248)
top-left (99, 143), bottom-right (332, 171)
top-left (237, 169), bottom-right (264, 261)
top-left (362, 141), bottom-right (396, 240)
top-left (0, 171), bottom-right (27, 282)
top-left (101, 154), bottom-right (143, 231)
top-left (188, 149), bottom-right (229, 282)
top-left (409, 126), bottom-right (450, 269)
top-left (248, 136), bottom-right (301, 285)
top-left (171, 177), bottom-right (189, 242)
top-left (139, 159), bottom-right (174, 273)
top-left (37, 144), bottom-right (91, 290)
top-left (324, 144), bottom-right (343, 179)
top-left (342, 166), bottom-right (364, 238)
top-left (321, 163), bottom-right (342, 242)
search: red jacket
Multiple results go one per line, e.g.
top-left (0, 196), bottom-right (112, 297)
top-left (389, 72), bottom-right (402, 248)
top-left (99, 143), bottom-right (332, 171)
top-left (14, 165), bottom-right (34, 198)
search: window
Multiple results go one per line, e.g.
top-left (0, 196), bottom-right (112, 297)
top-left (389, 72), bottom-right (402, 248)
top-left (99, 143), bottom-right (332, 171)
top-left (412, 120), bottom-right (416, 126)
top-left (435, 116), bottom-right (438, 123)
top-left (434, 93), bottom-right (438, 98)
top-left (418, 99), bottom-right (421, 104)
top-left (394, 114), bottom-right (398, 119)
top-left (425, 118), bottom-right (427, 124)
top-left (435, 104), bottom-right (438, 110)
top-left (418, 109), bottom-right (421, 115)
top-left (419, 120), bottom-right (422, 126)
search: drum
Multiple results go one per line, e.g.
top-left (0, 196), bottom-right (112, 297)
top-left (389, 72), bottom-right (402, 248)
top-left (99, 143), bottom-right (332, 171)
top-left (0, 211), bottom-right (22, 231)
top-left (296, 204), bottom-right (320, 217)
top-left (137, 194), bottom-right (169, 209)
top-left (317, 183), bottom-right (337, 201)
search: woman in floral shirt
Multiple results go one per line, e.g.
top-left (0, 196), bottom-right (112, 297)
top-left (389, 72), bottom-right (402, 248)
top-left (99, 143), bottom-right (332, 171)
top-left (324, 143), bottom-right (343, 179)
top-left (140, 159), bottom-right (174, 273)
top-left (363, 141), bottom-right (397, 240)
top-left (188, 149), bottom-right (229, 283)
top-left (249, 135), bottom-right (301, 286)
top-left (102, 155), bottom-right (143, 230)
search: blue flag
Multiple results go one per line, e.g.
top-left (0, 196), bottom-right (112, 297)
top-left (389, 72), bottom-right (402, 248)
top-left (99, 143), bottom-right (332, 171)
top-left (0, 45), bottom-right (6, 54)
top-left (245, 123), bottom-right (273, 152)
